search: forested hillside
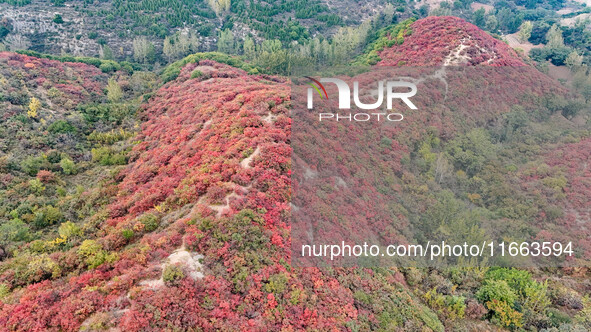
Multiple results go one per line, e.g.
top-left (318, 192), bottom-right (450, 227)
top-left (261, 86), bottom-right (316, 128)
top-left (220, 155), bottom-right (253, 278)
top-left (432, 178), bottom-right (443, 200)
top-left (1, 0), bottom-right (589, 81)
top-left (0, 15), bottom-right (589, 331)
top-left (0, 0), bottom-right (402, 62)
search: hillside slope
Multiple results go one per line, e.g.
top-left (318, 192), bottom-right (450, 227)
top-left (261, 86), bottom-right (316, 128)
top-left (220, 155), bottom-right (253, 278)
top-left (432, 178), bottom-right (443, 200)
top-left (0, 56), bottom-right (444, 331)
top-left (0, 0), bottom-right (391, 58)
top-left (0, 16), bottom-right (589, 331)
top-left (376, 16), bottom-right (525, 66)
top-left (294, 17), bottom-right (589, 271)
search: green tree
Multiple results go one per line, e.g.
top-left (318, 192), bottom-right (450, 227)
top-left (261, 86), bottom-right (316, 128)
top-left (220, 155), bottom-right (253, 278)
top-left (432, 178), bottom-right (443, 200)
top-left (243, 36), bottom-right (256, 60)
top-left (58, 221), bottom-right (81, 239)
top-left (572, 69), bottom-right (591, 102)
top-left (208, 0), bottom-right (230, 15)
top-left (0, 218), bottom-right (31, 246)
top-left (473, 8), bottom-right (486, 28)
top-left (163, 35), bottom-right (174, 61)
top-left (485, 15), bottom-right (498, 31)
top-left (100, 45), bottom-right (114, 60)
top-left (133, 37), bottom-right (155, 63)
top-left (52, 14), bottom-right (63, 24)
top-left (546, 24), bottom-right (564, 48)
top-left (164, 32), bottom-right (199, 61)
top-left (59, 157), bottom-right (76, 175)
top-left (217, 29), bottom-right (235, 54)
top-left (518, 21), bottom-right (532, 43)
top-left (106, 78), bottom-right (122, 102)
top-left (565, 50), bottom-right (583, 68)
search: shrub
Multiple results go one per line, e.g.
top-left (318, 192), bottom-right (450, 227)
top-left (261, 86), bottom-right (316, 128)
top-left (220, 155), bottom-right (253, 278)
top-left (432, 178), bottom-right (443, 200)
top-left (78, 240), bottom-right (102, 258)
top-left (479, 268), bottom-right (552, 328)
top-left (575, 296), bottom-right (591, 328)
top-left (45, 150), bottom-right (62, 163)
top-left (78, 103), bottom-right (136, 124)
top-left (160, 52), bottom-right (259, 83)
top-left (88, 129), bottom-right (133, 144)
top-left (12, 253), bottom-right (62, 285)
top-left (190, 69), bottom-right (203, 79)
top-left (53, 14), bottom-right (63, 24)
top-left (47, 87), bottom-right (62, 99)
top-left (0, 218), bottom-right (31, 246)
top-left (423, 288), bottom-right (466, 321)
top-left (58, 221), bottom-right (81, 239)
top-left (542, 175), bottom-right (568, 191)
top-left (28, 178), bottom-right (45, 194)
top-left (91, 147), bottom-right (127, 165)
top-left (465, 299), bottom-right (487, 319)
top-left (264, 273), bottom-right (288, 294)
top-left (403, 267), bottom-right (424, 286)
top-left (99, 62), bottom-right (116, 73)
top-left (21, 155), bottom-right (48, 176)
top-left (486, 299), bottom-right (523, 329)
top-left (477, 280), bottom-right (517, 306)
top-left (16, 50), bottom-right (122, 72)
top-left (56, 186), bottom-right (66, 196)
top-left (162, 265), bottom-right (185, 285)
top-left (138, 213), bottom-right (160, 232)
top-left (561, 99), bottom-right (585, 119)
top-left (33, 205), bottom-right (63, 228)
top-left (486, 268), bottom-right (550, 313)
top-left (523, 281), bottom-right (550, 315)
top-left (353, 291), bottom-right (371, 306)
top-left (551, 283), bottom-right (583, 309)
top-left (48, 120), bottom-right (77, 134)
top-left (446, 128), bottom-right (495, 176)
top-left (547, 308), bottom-right (571, 327)
top-left (485, 268), bottom-right (532, 295)
top-left (0, 284), bottom-right (9, 299)
top-left (162, 67), bottom-right (181, 83)
top-left (78, 240), bottom-right (118, 269)
top-left (121, 229), bottom-right (134, 240)
top-left (36, 170), bottom-right (55, 183)
top-left (60, 157), bottom-right (77, 175)
top-left (28, 240), bottom-right (47, 253)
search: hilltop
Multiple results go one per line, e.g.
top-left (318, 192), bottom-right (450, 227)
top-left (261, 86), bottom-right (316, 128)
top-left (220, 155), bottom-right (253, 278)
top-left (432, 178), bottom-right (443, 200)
top-left (358, 16), bottom-right (525, 67)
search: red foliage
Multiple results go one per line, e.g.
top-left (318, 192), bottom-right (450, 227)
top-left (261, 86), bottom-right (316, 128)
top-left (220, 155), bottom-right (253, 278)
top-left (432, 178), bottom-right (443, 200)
top-left (378, 16), bottom-right (525, 67)
top-left (524, 137), bottom-right (591, 260)
top-left (0, 52), bottom-right (108, 104)
top-left (0, 17), bottom-right (579, 329)
top-left (36, 170), bottom-right (55, 183)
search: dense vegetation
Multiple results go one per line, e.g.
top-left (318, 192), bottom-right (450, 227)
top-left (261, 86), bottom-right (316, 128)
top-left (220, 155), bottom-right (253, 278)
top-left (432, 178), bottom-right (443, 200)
top-left (99, 0), bottom-right (339, 42)
top-left (0, 13), bottom-right (589, 332)
top-left (0, 50), bottom-right (155, 293)
top-left (426, 0), bottom-right (591, 66)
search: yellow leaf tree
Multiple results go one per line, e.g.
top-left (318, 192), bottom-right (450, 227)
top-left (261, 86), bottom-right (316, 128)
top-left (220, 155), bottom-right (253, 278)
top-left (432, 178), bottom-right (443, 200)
top-left (106, 78), bottom-right (123, 102)
top-left (28, 97), bottom-right (41, 118)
